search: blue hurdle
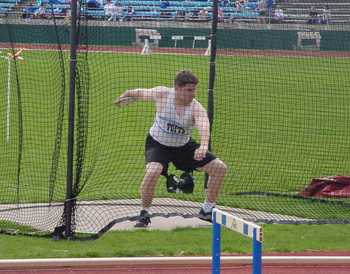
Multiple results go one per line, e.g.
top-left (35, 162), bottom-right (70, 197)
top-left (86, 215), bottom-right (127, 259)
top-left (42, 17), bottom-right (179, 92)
top-left (211, 208), bottom-right (263, 274)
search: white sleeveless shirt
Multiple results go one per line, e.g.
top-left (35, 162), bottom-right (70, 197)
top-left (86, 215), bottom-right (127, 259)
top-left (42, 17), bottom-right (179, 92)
top-left (149, 89), bottom-right (195, 147)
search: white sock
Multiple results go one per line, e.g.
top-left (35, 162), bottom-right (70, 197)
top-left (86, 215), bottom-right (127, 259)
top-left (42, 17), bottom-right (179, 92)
top-left (202, 202), bottom-right (215, 213)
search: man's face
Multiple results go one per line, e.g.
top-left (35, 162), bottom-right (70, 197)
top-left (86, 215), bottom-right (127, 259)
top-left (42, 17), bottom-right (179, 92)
top-left (175, 83), bottom-right (197, 105)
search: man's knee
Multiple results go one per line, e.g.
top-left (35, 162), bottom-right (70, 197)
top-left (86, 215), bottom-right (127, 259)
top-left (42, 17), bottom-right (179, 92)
top-left (207, 159), bottom-right (227, 177)
top-left (145, 162), bottom-right (163, 179)
top-left (216, 159), bottom-right (227, 176)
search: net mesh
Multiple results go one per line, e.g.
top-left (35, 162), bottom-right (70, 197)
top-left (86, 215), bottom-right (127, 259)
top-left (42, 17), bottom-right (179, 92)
top-left (0, 4), bottom-right (350, 237)
top-left (0, 13), bottom-right (67, 233)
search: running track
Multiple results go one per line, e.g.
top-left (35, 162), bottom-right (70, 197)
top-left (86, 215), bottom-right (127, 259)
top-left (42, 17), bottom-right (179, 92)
top-left (1, 255), bottom-right (350, 274)
top-left (1, 265), bottom-right (350, 274)
top-left (1, 43), bottom-right (350, 58)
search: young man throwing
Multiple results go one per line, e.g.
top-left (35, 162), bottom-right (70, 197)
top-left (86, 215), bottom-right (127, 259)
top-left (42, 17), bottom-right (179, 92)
top-left (115, 70), bottom-right (227, 227)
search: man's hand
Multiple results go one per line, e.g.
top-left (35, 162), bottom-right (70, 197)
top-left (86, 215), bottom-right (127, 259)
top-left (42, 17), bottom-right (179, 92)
top-left (194, 145), bottom-right (208, 161)
top-left (114, 94), bottom-right (135, 108)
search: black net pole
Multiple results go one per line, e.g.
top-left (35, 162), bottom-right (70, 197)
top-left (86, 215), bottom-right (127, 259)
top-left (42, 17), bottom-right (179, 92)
top-left (205, 0), bottom-right (218, 189)
top-left (65, 0), bottom-right (79, 238)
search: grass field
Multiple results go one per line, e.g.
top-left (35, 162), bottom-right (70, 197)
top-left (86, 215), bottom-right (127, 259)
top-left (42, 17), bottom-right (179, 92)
top-left (0, 49), bottom-right (350, 229)
top-left (0, 224), bottom-right (350, 258)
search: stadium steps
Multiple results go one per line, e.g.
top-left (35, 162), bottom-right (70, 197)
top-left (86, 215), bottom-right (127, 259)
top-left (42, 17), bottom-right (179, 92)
top-left (275, 0), bottom-right (350, 24)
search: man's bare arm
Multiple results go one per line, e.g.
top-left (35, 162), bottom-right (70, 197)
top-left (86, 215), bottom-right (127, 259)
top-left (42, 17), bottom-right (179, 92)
top-left (193, 101), bottom-right (210, 160)
top-left (114, 86), bottom-right (167, 107)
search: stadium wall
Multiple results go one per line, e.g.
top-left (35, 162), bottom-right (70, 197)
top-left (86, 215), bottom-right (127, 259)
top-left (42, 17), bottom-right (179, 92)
top-left (0, 24), bottom-right (349, 51)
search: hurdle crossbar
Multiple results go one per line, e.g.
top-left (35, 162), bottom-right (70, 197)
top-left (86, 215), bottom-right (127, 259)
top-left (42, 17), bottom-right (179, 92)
top-left (212, 208), bottom-right (263, 274)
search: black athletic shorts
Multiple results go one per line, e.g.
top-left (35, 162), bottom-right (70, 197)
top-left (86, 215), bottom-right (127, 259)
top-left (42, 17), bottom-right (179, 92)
top-left (145, 134), bottom-right (216, 175)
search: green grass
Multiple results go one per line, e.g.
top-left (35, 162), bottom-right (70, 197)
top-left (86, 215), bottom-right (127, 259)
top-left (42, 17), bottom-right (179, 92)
top-left (0, 50), bottom-right (349, 224)
top-left (0, 225), bottom-right (349, 259)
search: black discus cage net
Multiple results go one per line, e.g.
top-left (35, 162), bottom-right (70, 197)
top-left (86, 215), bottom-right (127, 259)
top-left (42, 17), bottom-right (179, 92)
top-left (0, 0), bottom-right (349, 239)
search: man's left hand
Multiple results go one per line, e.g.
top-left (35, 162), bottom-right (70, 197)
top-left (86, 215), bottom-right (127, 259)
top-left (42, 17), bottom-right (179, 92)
top-left (194, 146), bottom-right (207, 161)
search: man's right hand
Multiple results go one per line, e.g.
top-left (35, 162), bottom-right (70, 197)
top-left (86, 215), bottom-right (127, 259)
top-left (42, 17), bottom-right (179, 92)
top-left (114, 95), bottom-right (135, 107)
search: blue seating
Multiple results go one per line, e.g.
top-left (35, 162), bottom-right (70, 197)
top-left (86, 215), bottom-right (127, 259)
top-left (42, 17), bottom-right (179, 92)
top-left (110, 0), bottom-right (259, 21)
top-left (85, 8), bottom-right (105, 17)
top-left (0, 0), bottom-right (22, 13)
top-left (3, 0), bottom-right (259, 21)
top-left (1, 0), bottom-right (18, 3)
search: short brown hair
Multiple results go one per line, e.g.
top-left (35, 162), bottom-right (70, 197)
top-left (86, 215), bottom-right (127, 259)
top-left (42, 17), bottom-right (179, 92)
top-left (174, 70), bottom-right (199, 87)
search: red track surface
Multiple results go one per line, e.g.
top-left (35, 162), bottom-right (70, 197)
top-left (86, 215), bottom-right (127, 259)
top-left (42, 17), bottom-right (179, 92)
top-left (0, 264), bottom-right (350, 274)
top-left (1, 253), bottom-right (350, 274)
top-left (1, 43), bottom-right (350, 58)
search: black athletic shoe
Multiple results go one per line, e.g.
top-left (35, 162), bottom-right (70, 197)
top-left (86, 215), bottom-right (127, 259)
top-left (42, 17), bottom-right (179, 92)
top-left (134, 210), bottom-right (151, 228)
top-left (198, 208), bottom-right (213, 222)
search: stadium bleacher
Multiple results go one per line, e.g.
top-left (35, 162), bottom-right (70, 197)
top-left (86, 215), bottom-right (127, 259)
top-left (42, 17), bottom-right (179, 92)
top-left (88, 0), bottom-right (260, 21)
top-left (0, 0), bottom-right (260, 21)
top-left (1, 0), bottom-right (349, 24)
top-left (0, 0), bottom-right (22, 14)
top-left (274, 0), bottom-right (350, 24)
